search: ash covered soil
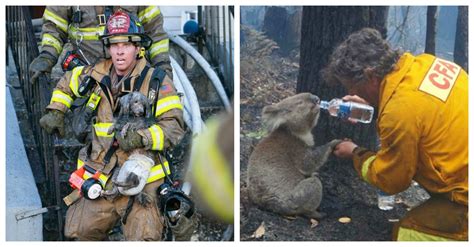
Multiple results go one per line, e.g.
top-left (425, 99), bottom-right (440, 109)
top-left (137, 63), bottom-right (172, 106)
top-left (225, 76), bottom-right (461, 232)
top-left (239, 26), bottom-right (429, 241)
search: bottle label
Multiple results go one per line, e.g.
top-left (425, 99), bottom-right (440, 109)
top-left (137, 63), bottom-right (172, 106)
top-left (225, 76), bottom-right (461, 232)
top-left (338, 103), bottom-right (351, 119)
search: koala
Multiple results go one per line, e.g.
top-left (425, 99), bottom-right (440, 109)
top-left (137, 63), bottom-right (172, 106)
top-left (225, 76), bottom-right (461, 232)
top-left (108, 91), bottom-right (154, 138)
top-left (247, 93), bottom-right (341, 219)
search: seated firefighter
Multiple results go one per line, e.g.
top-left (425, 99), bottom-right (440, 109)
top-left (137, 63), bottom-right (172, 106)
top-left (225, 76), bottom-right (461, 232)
top-left (39, 11), bottom-right (186, 240)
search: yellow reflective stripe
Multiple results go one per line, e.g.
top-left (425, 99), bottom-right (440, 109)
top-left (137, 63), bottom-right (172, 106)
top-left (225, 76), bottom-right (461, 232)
top-left (397, 227), bottom-right (455, 241)
top-left (43, 9), bottom-right (68, 32)
top-left (41, 33), bottom-right (62, 54)
top-left (148, 124), bottom-right (164, 150)
top-left (149, 39), bottom-right (169, 59)
top-left (155, 95), bottom-right (183, 117)
top-left (138, 6), bottom-right (161, 24)
top-left (83, 170), bottom-right (109, 187)
top-left (361, 155), bottom-right (376, 183)
top-left (192, 118), bottom-right (233, 222)
top-left (146, 161), bottom-right (171, 183)
top-left (77, 159), bottom-right (84, 170)
top-left (68, 26), bottom-right (105, 41)
top-left (51, 90), bottom-right (73, 108)
top-left (69, 66), bottom-right (84, 97)
top-left (93, 122), bottom-right (114, 137)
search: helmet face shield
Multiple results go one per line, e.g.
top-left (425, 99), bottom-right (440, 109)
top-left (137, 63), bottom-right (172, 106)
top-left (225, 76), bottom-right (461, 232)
top-left (100, 11), bottom-right (152, 49)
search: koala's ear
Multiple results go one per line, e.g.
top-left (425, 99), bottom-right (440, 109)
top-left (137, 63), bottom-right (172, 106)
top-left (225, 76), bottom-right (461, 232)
top-left (262, 104), bottom-right (279, 116)
top-left (262, 104), bottom-right (284, 132)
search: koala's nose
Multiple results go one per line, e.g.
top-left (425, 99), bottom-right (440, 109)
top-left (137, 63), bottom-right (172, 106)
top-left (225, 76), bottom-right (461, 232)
top-left (311, 95), bottom-right (320, 104)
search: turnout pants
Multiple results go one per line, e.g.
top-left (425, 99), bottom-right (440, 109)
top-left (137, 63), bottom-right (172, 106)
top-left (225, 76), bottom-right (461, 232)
top-left (392, 195), bottom-right (468, 241)
top-left (65, 179), bottom-right (164, 241)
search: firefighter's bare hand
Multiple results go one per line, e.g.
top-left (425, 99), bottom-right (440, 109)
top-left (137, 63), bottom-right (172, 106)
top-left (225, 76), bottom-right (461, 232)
top-left (39, 110), bottom-right (65, 137)
top-left (333, 140), bottom-right (358, 159)
top-left (29, 52), bottom-right (56, 85)
top-left (341, 95), bottom-right (371, 124)
top-left (116, 129), bottom-right (145, 151)
top-left (342, 95), bottom-right (370, 105)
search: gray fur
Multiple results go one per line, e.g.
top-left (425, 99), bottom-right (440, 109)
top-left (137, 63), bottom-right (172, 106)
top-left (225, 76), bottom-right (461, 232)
top-left (248, 93), bottom-right (341, 219)
top-left (108, 91), bottom-right (153, 137)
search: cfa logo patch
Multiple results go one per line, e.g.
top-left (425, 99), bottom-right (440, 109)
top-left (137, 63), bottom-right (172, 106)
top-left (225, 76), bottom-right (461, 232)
top-left (419, 58), bottom-right (461, 102)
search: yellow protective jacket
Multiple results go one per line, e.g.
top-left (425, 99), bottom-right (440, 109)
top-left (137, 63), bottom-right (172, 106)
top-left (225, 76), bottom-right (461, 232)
top-left (353, 53), bottom-right (468, 206)
top-left (41, 6), bottom-right (171, 72)
top-left (46, 57), bottom-right (184, 184)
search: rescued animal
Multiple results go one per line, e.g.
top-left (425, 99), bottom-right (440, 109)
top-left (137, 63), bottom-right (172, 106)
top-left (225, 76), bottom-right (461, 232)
top-left (247, 93), bottom-right (341, 219)
top-left (102, 91), bottom-right (155, 206)
top-left (108, 91), bottom-right (154, 138)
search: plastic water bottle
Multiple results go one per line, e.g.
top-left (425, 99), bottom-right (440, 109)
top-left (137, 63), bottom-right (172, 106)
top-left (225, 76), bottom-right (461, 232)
top-left (319, 98), bottom-right (374, 124)
top-left (377, 190), bottom-right (395, 210)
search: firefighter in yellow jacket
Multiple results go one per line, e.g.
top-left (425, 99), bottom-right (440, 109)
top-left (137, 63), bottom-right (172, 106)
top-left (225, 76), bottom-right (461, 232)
top-left (30, 6), bottom-right (171, 84)
top-left (39, 11), bottom-right (184, 240)
top-left (326, 28), bottom-right (468, 241)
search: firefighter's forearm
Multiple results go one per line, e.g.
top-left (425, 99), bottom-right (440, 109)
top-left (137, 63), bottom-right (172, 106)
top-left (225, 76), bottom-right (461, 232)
top-left (141, 109), bottom-right (185, 151)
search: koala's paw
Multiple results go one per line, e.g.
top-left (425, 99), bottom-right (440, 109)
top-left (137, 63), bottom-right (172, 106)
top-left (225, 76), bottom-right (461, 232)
top-left (136, 192), bottom-right (153, 207)
top-left (309, 210), bottom-right (326, 220)
top-left (328, 139), bottom-right (343, 149)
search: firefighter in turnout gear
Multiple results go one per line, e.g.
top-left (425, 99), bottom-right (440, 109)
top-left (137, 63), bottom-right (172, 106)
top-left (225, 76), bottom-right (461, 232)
top-left (39, 11), bottom-right (184, 240)
top-left (30, 6), bottom-right (172, 84)
top-left (329, 28), bottom-right (468, 241)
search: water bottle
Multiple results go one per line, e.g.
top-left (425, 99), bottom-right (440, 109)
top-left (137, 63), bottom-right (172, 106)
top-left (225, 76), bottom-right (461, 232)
top-left (319, 98), bottom-right (374, 124)
top-left (377, 190), bottom-right (395, 210)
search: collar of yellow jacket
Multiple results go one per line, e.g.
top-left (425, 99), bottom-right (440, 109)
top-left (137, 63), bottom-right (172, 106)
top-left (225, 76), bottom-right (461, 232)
top-left (89, 57), bottom-right (148, 81)
top-left (377, 52), bottom-right (415, 118)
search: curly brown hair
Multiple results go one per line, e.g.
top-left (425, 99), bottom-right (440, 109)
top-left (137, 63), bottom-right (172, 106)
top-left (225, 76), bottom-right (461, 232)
top-left (322, 28), bottom-right (401, 86)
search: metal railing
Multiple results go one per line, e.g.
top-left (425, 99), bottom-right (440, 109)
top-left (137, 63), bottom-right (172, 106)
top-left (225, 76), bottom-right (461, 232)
top-left (6, 6), bottom-right (63, 240)
top-left (200, 6), bottom-right (234, 96)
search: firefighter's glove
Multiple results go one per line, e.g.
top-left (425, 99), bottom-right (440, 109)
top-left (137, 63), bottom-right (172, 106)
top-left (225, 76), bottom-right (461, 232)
top-left (39, 110), bottom-right (65, 137)
top-left (116, 129), bottom-right (145, 151)
top-left (115, 154), bottom-right (154, 196)
top-left (29, 52), bottom-right (56, 85)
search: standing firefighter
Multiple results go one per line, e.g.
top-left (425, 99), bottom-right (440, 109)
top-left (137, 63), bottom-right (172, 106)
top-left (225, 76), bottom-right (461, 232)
top-left (30, 6), bottom-right (172, 84)
top-left (39, 11), bottom-right (185, 240)
top-left (328, 28), bottom-right (468, 241)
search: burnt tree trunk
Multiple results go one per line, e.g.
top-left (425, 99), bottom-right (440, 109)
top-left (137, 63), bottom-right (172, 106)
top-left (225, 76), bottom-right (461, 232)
top-left (454, 6), bottom-right (468, 72)
top-left (425, 6), bottom-right (438, 55)
top-left (295, 8), bottom-right (396, 240)
top-left (262, 6), bottom-right (301, 56)
top-left (297, 6), bottom-right (388, 149)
